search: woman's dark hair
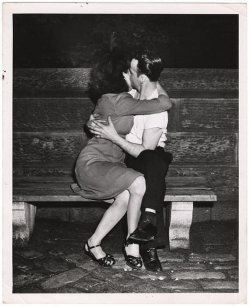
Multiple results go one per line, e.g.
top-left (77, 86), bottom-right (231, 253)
top-left (136, 49), bottom-right (163, 82)
top-left (88, 48), bottom-right (131, 103)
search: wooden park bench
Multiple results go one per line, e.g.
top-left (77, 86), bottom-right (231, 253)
top-left (13, 174), bottom-right (216, 250)
top-left (13, 67), bottom-right (236, 251)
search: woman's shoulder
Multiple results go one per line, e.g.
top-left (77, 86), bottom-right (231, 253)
top-left (96, 93), bottom-right (116, 105)
top-left (105, 92), bottom-right (130, 98)
top-left (115, 92), bottom-right (132, 102)
top-left (96, 93), bottom-right (132, 111)
top-left (102, 92), bottom-right (131, 103)
top-left (100, 92), bottom-right (126, 100)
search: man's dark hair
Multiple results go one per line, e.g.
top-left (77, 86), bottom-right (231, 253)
top-left (88, 48), bottom-right (130, 103)
top-left (136, 50), bottom-right (163, 82)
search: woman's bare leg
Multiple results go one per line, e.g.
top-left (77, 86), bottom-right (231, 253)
top-left (87, 175), bottom-right (146, 260)
top-left (125, 176), bottom-right (146, 257)
top-left (87, 190), bottom-right (129, 259)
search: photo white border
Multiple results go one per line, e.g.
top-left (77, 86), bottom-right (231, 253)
top-left (2, 1), bottom-right (247, 304)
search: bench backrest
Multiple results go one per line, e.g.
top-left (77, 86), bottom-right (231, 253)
top-left (13, 68), bottom-right (238, 175)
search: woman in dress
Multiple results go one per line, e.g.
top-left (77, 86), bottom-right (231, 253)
top-left (73, 49), bottom-right (171, 269)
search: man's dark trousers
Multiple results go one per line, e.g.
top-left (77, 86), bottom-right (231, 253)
top-left (125, 147), bottom-right (173, 249)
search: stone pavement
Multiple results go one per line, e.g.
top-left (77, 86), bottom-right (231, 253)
top-left (13, 218), bottom-right (238, 293)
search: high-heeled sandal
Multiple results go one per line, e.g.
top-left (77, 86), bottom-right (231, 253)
top-left (84, 241), bottom-right (115, 267)
top-left (123, 240), bottom-right (142, 270)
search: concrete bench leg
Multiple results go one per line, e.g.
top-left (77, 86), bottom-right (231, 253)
top-left (13, 202), bottom-right (36, 246)
top-left (169, 201), bottom-right (193, 250)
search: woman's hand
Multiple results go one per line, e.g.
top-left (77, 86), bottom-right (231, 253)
top-left (87, 113), bottom-right (107, 130)
top-left (123, 71), bottom-right (132, 91)
top-left (89, 116), bottom-right (119, 142)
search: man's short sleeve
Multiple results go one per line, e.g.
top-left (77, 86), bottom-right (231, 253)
top-left (143, 112), bottom-right (168, 129)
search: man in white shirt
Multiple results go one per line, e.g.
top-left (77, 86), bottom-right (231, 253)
top-left (90, 50), bottom-right (173, 272)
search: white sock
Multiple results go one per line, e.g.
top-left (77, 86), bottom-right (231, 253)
top-left (145, 208), bottom-right (156, 214)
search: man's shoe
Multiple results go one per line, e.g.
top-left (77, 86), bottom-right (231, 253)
top-left (128, 212), bottom-right (157, 243)
top-left (140, 247), bottom-right (163, 272)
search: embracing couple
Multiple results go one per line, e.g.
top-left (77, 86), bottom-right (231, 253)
top-left (72, 48), bottom-right (173, 272)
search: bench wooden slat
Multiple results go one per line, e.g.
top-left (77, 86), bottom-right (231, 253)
top-left (13, 68), bottom-right (239, 96)
top-left (13, 194), bottom-right (216, 203)
top-left (13, 98), bottom-right (238, 133)
top-left (13, 132), bottom-right (236, 165)
top-left (13, 175), bottom-right (208, 184)
top-left (13, 176), bottom-right (217, 202)
top-left (13, 176), bottom-right (211, 189)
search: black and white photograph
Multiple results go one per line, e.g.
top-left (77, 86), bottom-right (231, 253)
top-left (2, 2), bottom-right (247, 304)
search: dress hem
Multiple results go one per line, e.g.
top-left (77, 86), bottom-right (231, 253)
top-left (71, 172), bottom-right (143, 201)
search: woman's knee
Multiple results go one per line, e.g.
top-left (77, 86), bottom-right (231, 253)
top-left (129, 176), bottom-right (146, 196)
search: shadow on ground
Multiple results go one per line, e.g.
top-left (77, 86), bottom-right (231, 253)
top-left (12, 218), bottom-right (238, 293)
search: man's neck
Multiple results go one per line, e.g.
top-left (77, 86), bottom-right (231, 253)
top-left (140, 81), bottom-right (157, 100)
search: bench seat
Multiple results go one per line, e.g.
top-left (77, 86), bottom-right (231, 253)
top-left (13, 176), bottom-right (216, 202)
top-left (13, 175), bottom-right (217, 250)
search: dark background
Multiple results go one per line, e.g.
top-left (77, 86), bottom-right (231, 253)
top-left (13, 14), bottom-right (238, 68)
